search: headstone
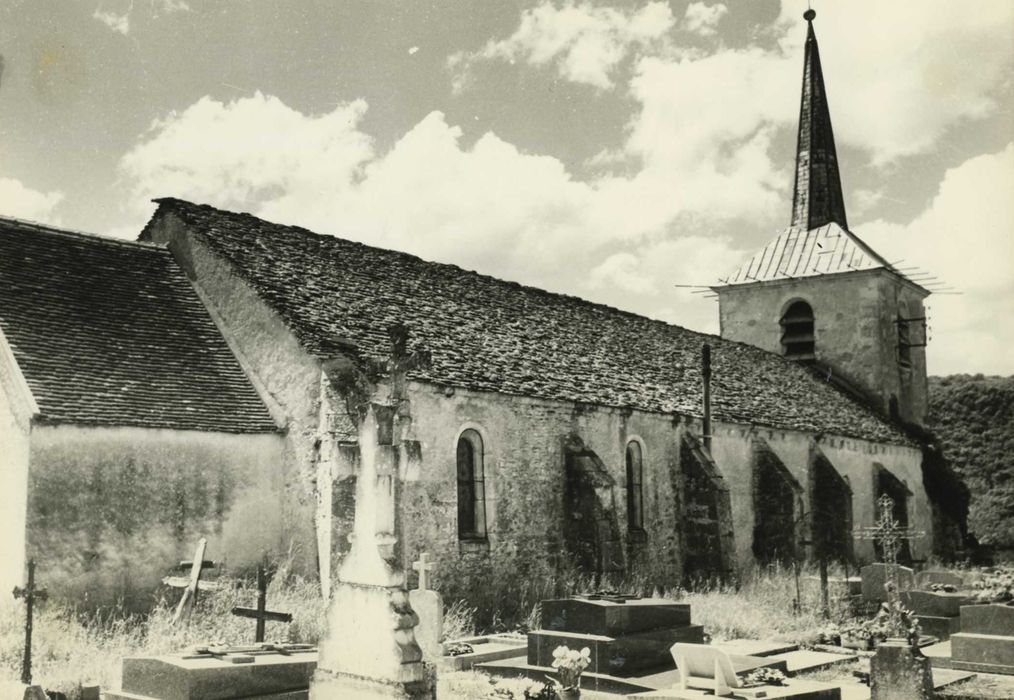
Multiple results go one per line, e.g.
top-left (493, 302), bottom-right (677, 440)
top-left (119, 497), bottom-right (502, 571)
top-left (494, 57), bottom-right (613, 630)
top-left (949, 603), bottom-right (1014, 673)
top-left (861, 563), bottom-right (915, 603)
top-left (527, 596), bottom-right (705, 676)
top-left (409, 553), bottom-right (444, 663)
top-left (671, 643), bottom-right (740, 696)
top-left (869, 640), bottom-right (934, 700)
top-left (901, 590), bottom-right (971, 640)
top-left (310, 402), bottom-right (433, 699)
top-left (915, 570), bottom-right (965, 590)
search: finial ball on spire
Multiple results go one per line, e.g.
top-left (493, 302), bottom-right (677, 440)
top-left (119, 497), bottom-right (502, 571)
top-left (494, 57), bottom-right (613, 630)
top-left (803, 9), bottom-right (816, 21)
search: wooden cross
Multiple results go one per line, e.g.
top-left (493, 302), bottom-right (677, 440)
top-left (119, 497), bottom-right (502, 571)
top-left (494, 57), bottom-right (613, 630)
top-left (412, 552), bottom-right (435, 591)
top-left (166, 538), bottom-right (220, 624)
top-left (231, 565), bottom-right (293, 643)
top-left (13, 559), bottom-right (47, 684)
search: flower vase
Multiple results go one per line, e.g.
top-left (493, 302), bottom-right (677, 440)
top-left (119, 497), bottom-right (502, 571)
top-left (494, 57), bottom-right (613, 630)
top-left (556, 687), bottom-right (580, 700)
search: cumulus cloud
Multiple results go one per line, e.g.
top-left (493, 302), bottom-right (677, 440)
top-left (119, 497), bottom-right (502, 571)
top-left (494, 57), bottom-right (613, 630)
top-left (0, 178), bottom-right (64, 223)
top-left (450, 1), bottom-right (675, 89)
top-left (93, 9), bottom-right (130, 35)
top-left (683, 2), bottom-right (728, 37)
top-left (862, 144), bottom-right (1014, 374)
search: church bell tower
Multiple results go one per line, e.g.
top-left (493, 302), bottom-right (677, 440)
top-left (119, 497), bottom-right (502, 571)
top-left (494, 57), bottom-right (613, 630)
top-left (712, 10), bottom-right (930, 426)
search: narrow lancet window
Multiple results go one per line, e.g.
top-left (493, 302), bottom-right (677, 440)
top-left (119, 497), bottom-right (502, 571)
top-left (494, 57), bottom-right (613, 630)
top-left (626, 440), bottom-right (644, 531)
top-left (456, 429), bottom-right (487, 540)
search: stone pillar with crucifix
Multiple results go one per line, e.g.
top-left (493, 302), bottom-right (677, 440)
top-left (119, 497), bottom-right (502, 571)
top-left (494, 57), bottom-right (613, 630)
top-left (311, 325), bottom-right (434, 699)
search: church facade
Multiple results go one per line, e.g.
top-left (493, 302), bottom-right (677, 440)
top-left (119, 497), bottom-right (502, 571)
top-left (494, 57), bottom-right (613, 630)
top-left (0, 14), bottom-right (965, 604)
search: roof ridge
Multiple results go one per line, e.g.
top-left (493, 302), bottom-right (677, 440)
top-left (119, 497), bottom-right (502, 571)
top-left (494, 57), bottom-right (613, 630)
top-left (0, 215), bottom-right (164, 251)
top-left (153, 197), bottom-right (726, 343)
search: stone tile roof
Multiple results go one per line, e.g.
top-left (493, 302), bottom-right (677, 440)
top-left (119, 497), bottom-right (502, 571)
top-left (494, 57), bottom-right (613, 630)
top-left (0, 217), bottom-right (276, 432)
top-left (148, 199), bottom-right (912, 445)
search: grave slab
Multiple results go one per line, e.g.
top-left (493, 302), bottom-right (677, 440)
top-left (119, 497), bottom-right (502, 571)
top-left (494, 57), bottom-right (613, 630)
top-left (439, 634), bottom-right (527, 671)
top-left (770, 650), bottom-right (857, 674)
top-left (714, 640), bottom-right (800, 657)
top-left (806, 576), bottom-right (863, 597)
top-left (626, 678), bottom-right (842, 699)
top-left (949, 633), bottom-right (1014, 671)
top-left (914, 614), bottom-right (961, 641)
top-left (112, 650), bottom-right (317, 700)
top-left (541, 597), bottom-right (692, 636)
top-left (528, 624), bottom-right (706, 676)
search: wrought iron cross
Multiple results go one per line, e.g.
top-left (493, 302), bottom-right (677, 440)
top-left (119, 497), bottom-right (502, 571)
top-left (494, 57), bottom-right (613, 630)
top-left (231, 565), bottom-right (293, 643)
top-left (13, 559), bottom-right (47, 684)
top-left (855, 494), bottom-right (924, 605)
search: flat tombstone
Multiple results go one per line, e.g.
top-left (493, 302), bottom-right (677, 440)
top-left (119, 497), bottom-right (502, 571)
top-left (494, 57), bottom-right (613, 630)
top-left (671, 643), bottom-right (740, 697)
top-left (915, 570), bottom-right (964, 590)
top-left (861, 564), bottom-right (914, 603)
top-left (540, 597), bottom-right (691, 636)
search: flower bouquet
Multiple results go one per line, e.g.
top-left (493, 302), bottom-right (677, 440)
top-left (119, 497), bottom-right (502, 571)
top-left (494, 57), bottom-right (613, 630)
top-left (548, 645), bottom-right (591, 699)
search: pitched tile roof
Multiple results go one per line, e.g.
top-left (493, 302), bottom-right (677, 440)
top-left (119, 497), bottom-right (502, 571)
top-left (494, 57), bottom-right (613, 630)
top-left (0, 217), bottom-right (276, 432)
top-left (718, 222), bottom-right (923, 290)
top-left (146, 199), bottom-right (912, 445)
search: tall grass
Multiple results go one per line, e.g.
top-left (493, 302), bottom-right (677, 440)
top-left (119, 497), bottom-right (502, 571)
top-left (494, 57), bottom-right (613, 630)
top-left (0, 557), bottom-right (326, 695)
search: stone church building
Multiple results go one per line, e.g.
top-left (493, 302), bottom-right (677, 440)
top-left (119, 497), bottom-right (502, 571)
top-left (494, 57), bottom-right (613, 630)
top-left (0, 15), bottom-right (966, 604)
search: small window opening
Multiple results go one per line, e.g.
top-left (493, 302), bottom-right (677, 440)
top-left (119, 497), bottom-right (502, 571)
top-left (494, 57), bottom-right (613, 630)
top-left (456, 430), bottom-right (487, 540)
top-left (626, 441), bottom-right (644, 531)
top-left (780, 301), bottom-right (815, 361)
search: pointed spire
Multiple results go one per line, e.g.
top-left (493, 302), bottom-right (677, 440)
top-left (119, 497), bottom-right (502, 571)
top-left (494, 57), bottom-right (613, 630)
top-left (791, 10), bottom-right (848, 231)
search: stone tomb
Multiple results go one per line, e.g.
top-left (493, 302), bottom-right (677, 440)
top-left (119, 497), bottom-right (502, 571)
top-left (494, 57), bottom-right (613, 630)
top-left (860, 564), bottom-right (914, 604)
top-left (949, 603), bottom-right (1014, 675)
top-left (914, 570), bottom-right (965, 589)
top-left (104, 645), bottom-right (317, 700)
top-left (900, 590), bottom-right (971, 640)
top-left (529, 595), bottom-right (705, 676)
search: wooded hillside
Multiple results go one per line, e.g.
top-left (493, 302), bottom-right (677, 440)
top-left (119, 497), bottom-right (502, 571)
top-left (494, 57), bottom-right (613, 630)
top-left (928, 375), bottom-right (1014, 549)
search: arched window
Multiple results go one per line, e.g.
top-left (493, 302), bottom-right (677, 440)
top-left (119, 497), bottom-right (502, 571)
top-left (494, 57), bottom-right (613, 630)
top-left (780, 300), bottom-right (815, 360)
top-left (626, 440), bottom-right (644, 531)
top-left (456, 429), bottom-right (487, 540)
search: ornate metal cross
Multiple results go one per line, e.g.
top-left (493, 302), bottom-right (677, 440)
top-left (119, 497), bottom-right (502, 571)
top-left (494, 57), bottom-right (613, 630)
top-left (231, 565), bottom-right (293, 643)
top-left (13, 559), bottom-right (47, 684)
top-left (855, 494), bottom-right (924, 605)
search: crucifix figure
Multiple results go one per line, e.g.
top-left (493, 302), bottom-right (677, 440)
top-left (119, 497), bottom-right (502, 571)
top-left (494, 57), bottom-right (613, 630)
top-left (412, 552), bottom-right (434, 591)
top-left (855, 494), bottom-right (924, 623)
top-left (231, 565), bottom-right (293, 643)
top-left (13, 559), bottom-right (47, 685)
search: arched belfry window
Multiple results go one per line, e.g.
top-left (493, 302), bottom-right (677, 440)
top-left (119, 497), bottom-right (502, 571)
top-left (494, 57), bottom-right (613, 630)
top-left (780, 301), bottom-right (815, 360)
top-left (626, 441), bottom-right (644, 531)
top-left (456, 429), bottom-right (487, 540)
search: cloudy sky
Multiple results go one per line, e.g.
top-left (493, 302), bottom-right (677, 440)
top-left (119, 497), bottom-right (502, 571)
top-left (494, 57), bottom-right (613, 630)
top-left (1, 0), bottom-right (1011, 376)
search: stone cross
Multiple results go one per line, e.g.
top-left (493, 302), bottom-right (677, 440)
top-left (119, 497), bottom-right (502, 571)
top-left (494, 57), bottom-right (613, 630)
top-left (231, 565), bottom-right (293, 643)
top-left (855, 494), bottom-right (924, 625)
top-left (13, 559), bottom-right (47, 684)
top-left (413, 552), bottom-right (435, 591)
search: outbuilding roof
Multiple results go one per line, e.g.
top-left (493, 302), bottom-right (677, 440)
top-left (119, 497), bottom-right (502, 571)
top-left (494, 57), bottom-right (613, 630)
top-left (0, 217), bottom-right (276, 432)
top-left (146, 199), bottom-right (912, 445)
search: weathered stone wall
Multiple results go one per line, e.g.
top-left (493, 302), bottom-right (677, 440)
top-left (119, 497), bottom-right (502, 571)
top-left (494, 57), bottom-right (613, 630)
top-left (392, 384), bottom-right (931, 585)
top-left (144, 213), bottom-right (327, 576)
top-left (717, 269), bottom-right (929, 425)
top-left (27, 425), bottom-right (285, 608)
top-left (0, 330), bottom-right (33, 599)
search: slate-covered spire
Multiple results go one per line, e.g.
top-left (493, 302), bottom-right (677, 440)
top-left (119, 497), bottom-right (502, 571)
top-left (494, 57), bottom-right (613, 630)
top-left (791, 9), bottom-right (848, 231)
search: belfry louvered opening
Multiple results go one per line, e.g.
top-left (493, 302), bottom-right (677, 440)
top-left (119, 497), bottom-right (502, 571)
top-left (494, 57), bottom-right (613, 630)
top-left (780, 300), bottom-right (815, 360)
